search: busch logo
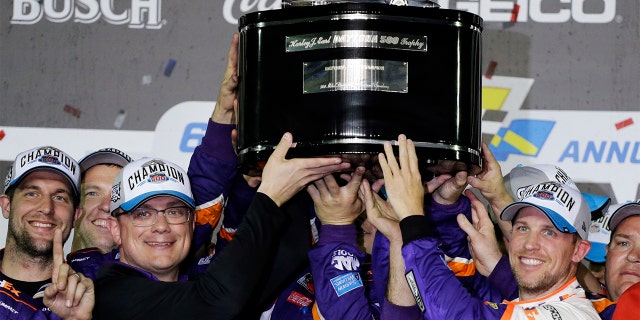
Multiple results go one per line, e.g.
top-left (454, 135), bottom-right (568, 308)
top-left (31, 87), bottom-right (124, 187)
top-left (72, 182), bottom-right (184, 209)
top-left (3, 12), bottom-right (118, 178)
top-left (11, 0), bottom-right (164, 29)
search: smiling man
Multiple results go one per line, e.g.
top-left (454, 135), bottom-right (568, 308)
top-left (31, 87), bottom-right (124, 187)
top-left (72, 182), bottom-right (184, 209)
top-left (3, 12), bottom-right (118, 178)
top-left (93, 133), bottom-right (351, 319)
top-left (0, 146), bottom-right (82, 319)
top-left (71, 148), bottom-right (133, 254)
top-left (367, 136), bottom-right (599, 319)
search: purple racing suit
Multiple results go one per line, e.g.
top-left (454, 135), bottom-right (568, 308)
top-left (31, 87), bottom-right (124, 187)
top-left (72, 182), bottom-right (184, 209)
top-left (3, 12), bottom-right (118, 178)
top-left (399, 215), bottom-right (600, 319)
top-left (0, 250), bottom-right (59, 320)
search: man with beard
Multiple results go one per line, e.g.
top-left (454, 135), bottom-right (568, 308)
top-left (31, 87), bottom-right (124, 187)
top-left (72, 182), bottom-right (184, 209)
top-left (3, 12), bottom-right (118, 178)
top-left (0, 146), bottom-right (93, 319)
top-left (367, 136), bottom-right (600, 319)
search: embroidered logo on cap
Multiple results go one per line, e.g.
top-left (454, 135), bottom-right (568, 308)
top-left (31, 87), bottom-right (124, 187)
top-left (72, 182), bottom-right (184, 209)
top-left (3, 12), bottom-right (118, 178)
top-left (111, 182), bottom-right (121, 203)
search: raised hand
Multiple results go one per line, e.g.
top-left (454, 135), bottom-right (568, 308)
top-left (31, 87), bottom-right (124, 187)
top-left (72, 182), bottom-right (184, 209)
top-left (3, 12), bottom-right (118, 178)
top-left (212, 33), bottom-right (239, 125)
top-left (377, 134), bottom-right (424, 220)
top-left (44, 229), bottom-right (94, 320)
top-left (456, 189), bottom-right (503, 277)
top-left (466, 142), bottom-right (514, 238)
top-left (359, 179), bottom-right (402, 244)
top-left (430, 171), bottom-right (469, 205)
top-left (257, 132), bottom-right (351, 207)
top-left (307, 166), bottom-right (365, 226)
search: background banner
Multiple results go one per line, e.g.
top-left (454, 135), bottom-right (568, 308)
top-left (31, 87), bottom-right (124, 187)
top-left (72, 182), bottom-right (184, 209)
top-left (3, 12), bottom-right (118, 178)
top-left (1, 1), bottom-right (638, 250)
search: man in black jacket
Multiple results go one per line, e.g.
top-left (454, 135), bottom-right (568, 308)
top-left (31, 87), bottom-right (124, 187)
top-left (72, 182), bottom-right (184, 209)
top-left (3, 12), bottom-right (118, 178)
top-left (93, 133), bottom-right (350, 319)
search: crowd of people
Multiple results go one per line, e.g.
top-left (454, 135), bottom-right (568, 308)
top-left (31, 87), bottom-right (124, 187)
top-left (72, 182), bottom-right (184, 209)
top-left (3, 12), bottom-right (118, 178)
top-left (1, 34), bottom-right (638, 319)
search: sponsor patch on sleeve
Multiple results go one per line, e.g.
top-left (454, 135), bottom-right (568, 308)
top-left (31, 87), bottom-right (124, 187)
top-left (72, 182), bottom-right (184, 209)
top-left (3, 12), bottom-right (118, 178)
top-left (330, 272), bottom-right (363, 297)
top-left (405, 270), bottom-right (425, 313)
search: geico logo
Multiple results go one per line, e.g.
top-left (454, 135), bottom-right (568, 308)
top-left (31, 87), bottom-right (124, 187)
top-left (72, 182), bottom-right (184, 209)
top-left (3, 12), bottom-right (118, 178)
top-left (434, 0), bottom-right (616, 24)
top-left (11, 0), bottom-right (164, 29)
top-left (223, 0), bottom-right (280, 25)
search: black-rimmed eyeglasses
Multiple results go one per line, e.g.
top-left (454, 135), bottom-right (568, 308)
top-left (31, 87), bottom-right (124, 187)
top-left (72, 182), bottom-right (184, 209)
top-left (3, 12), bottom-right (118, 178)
top-left (119, 206), bottom-right (192, 227)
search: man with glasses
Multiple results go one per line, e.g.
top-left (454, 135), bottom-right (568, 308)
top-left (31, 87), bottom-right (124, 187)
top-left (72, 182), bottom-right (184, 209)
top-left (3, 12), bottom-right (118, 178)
top-left (93, 132), bottom-right (350, 319)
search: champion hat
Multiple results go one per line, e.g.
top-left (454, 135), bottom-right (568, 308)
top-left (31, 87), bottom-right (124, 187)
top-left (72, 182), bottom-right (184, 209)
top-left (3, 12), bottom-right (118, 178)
top-left (584, 203), bottom-right (622, 263)
top-left (608, 200), bottom-right (640, 232)
top-left (501, 181), bottom-right (591, 239)
top-left (79, 148), bottom-right (133, 173)
top-left (503, 164), bottom-right (610, 220)
top-left (3, 146), bottom-right (80, 199)
top-left (110, 158), bottom-right (195, 215)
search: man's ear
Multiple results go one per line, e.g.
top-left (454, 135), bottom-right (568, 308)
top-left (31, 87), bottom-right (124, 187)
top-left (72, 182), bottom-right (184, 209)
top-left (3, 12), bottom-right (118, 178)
top-left (108, 217), bottom-right (122, 246)
top-left (74, 206), bottom-right (84, 224)
top-left (73, 207), bottom-right (83, 227)
top-left (0, 195), bottom-right (10, 219)
top-left (572, 239), bottom-right (592, 263)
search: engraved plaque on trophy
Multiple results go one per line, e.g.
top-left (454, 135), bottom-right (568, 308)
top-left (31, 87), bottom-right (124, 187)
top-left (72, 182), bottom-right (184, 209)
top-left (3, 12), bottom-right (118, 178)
top-left (237, 1), bottom-right (483, 179)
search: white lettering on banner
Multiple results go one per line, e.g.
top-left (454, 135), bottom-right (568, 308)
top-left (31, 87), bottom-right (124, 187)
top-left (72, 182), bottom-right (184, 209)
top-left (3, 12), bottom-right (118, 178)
top-left (223, 0), bottom-right (280, 25)
top-left (434, 0), bottom-right (616, 23)
top-left (11, 0), bottom-right (164, 29)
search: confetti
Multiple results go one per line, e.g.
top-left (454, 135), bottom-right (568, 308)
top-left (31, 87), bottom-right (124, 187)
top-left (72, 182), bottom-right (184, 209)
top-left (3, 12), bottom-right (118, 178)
top-left (164, 59), bottom-right (176, 77)
top-left (615, 118), bottom-right (634, 130)
top-left (510, 4), bottom-right (520, 23)
top-left (0, 130), bottom-right (5, 141)
top-left (142, 75), bottom-right (152, 85)
top-left (114, 109), bottom-right (127, 129)
top-left (63, 104), bottom-right (81, 118)
top-left (485, 61), bottom-right (498, 79)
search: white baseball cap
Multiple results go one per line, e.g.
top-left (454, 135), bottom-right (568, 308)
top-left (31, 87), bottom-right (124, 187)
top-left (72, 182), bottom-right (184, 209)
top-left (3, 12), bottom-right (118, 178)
top-left (608, 200), bottom-right (640, 232)
top-left (585, 203), bottom-right (623, 263)
top-left (503, 164), bottom-right (610, 220)
top-left (501, 181), bottom-right (591, 239)
top-left (79, 148), bottom-right (133, 173)
top-left (3, 146), bottom-right (80, 200)
top-left (110, 158), bottom-right (195, 215)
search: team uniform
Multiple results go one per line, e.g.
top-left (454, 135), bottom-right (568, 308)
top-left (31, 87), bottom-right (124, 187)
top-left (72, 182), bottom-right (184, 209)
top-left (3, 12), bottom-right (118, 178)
top-left (308, 195), bottom-right (482, 319)
top-left (67, 248), bottom-right (120, 280)
top-left (0, 250), bottom-right (59, 320)
top-left (487, 255), bottom-right (617, 319)
top-left (399, 215), bottom-right (601, 320)
top-left (309, 224), bottom-right (381, 320)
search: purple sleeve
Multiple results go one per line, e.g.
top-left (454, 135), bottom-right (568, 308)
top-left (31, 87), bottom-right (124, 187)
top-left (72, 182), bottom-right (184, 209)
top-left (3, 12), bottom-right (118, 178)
top-left (188, 119), bottom-right (243, 252)
top-left (309, 224), bottom-right (375, 320)
top-left (381, 299), bottom-right (422, 320)
top-left (487, 255), bottom-right (518, 300)
top-left (399, 216), bottom-right (506, 320)
top-left (427, 195), bottom-right (472, 260)
top-left (371, 231), bottom-right (390, 312)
